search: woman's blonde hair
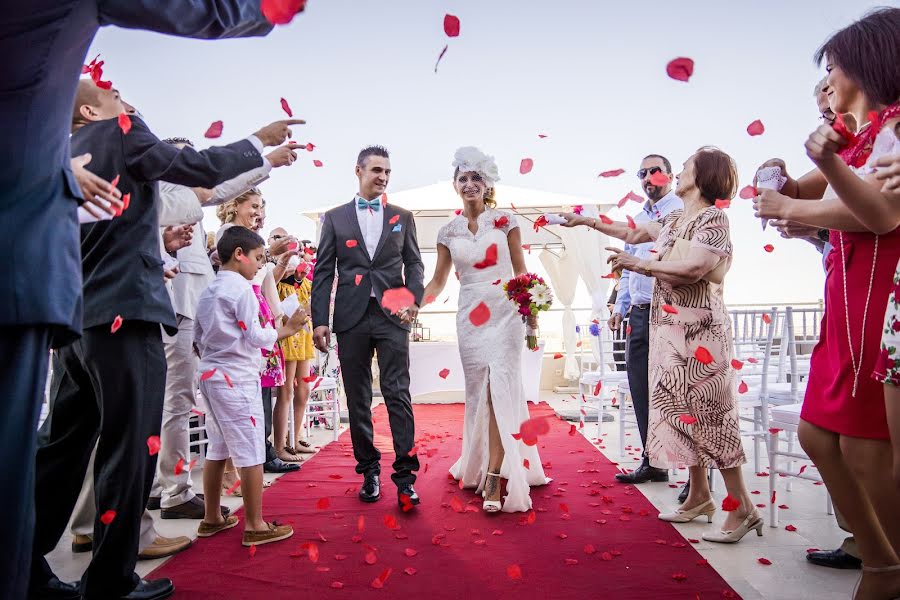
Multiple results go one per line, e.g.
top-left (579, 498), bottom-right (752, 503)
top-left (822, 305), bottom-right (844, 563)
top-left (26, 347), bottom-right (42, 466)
top-left (216, 188), bottom-right (262, 224)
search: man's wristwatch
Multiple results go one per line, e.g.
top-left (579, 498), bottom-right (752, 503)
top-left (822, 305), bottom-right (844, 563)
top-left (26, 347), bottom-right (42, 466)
top-left (817, 229), bottom-right (830, 243)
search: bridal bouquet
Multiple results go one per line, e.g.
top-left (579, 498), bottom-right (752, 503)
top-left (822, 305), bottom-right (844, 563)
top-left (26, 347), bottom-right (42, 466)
top-left (503, 273), bottom-right (553, 350)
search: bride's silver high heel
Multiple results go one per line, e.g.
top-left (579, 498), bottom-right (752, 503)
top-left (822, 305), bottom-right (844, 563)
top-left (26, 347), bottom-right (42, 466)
top-left (482, 472), bottom-right (502, 513)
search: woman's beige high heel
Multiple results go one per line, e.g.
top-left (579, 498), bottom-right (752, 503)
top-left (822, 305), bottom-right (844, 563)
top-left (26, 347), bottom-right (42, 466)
top-left (702, 509), bottom-right (764, 543)
top-left (658, 499), bottom-right (716, 523)
top-left (482, 472), bottom-right (502, 513)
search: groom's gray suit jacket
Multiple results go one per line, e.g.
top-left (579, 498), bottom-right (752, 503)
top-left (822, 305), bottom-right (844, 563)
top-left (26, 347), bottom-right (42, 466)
top-left (311, 199), bottom-right (425, 333)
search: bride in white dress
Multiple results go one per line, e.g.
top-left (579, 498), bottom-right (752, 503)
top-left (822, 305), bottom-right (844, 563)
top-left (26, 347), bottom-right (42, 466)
top-left (422, 147), bottom-right (550, 512)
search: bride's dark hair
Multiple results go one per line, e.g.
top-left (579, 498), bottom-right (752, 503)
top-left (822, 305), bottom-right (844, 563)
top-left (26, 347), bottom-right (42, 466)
top-left (453, 167), bottom-right (497, 209)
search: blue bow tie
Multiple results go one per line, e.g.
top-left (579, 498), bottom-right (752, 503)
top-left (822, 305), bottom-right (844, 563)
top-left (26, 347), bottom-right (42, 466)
top-left (357, 198), bottom-right (381, 211)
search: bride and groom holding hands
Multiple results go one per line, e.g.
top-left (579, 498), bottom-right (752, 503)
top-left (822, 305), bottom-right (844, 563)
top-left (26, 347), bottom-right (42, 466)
top-left (310, 145), bottom-right (550, 513)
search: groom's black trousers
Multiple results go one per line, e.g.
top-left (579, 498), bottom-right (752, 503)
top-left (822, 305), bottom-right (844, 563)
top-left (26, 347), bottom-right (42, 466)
top-left (337, 299), bottom-right (419, 487)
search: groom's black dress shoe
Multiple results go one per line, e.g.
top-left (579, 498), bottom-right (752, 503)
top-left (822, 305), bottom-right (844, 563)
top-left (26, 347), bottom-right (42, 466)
top-left (398, 484), bottom-right (420, 509)
top-left (614, 460), bottom-right (669, 484)
top-left (806, 548), bottom-right (862, 570)
top-left (119, 578), bottom-right (174, 600)
top-left (359, 473), bottom-right (381, 503)
top-left (264, 457), bottom-right (300, 473)
top-left (28, 576), bottom-right (80, 600)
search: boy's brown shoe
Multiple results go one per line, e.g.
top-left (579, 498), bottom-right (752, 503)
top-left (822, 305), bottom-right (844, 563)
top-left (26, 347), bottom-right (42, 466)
top-left (242, 522), bottom-right (293, 546)
top-left (197, 515), bottom-right (239, 538)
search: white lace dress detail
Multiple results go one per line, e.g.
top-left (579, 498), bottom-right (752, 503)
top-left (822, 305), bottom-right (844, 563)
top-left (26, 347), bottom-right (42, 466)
top-left (438, 208), bottom-right (549, 512)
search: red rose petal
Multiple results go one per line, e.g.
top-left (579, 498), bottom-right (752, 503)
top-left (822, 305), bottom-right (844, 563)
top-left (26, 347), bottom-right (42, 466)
top-left (523, 459), bottom-right (530, 469)
top-left (434, 44), bottom-right (449, 73)
top-left (313, 160), bottom-right (323, 167)
top-left (147, 435), bottom-right (161, 456)
top-left (762, 314), bottom-right (772, 324)
top-left (316, 497), bottom-right (330, 510)
top-left (598, 169), bottom-right (625, 178)
top-left (354, 274), bottom-right (363, 286)
top-left (261, 0), bottom-right (305, 25)
top-left (731, 359), bottom-right (744, 370)
top-left (357, 515), bottom-right (365, 533)
top-left (204, 120), bottom-right (223, 139)
top-left (583, 544), bottom-right (597, 555)
top-left (474, 243), bottom-right (499, 269)
top-left (439, 368), bottom-right (450, 379)
top-left (174, 457), bottom-right (185, 475)
top-left (626, 215), bottom-right (636, 230)
top-left (100, 510), bottom-right (117, 525)
top-left (568, 424), bottom-right (577, 436)
top-left (519, 158), bottom-right (534, 175)
top-left (763, 244), bottom-right (775, 253)
top-left (224, 373), bottom-right (232, 388)
top-left (649, 171), bottom-right (669, 186)
top-left (678, 414), bottom-right (698, 425)
top-left (506, 564), bottom-right (523, 580)
top-left (757, 557), bottom-right (772, 565)
top-left (117, 113), bottom-right (132, 135)
top-left (785, 524), bottom-right (797, 532)
top-left (381, 287), bottom-right (415, 315)
top-left (715, 199), bottom-right (731, 209)
top-left (306, 142), bottom-right (315, 151)
top-left (280, 97), bottom-right (293, 117)
top-left (365, 551), bottom-right (378, 565)
top-left (739, 185), bottom-right (757, 199)
top-left (469, 302), bottom-right (491, 327)
top-left (666, 57), bottom-right (694, 82)
top-left (237, 320), bottom-right (247, 331)
top-left (599, 215), bottom-right (614, 225)
top-left (200, 369), bottom-right (217, 381)
top-left (672, 572), bottom-right (687, 582)
top-left (404, 567), bottom-right (417, 576)
top-left (694, 346), bottom-right (714, 364)
top-left (494, 216), bottom-right (509, 228)
top-left (738, 380), bottom-right (749, 394)
top-left (747, 119), bottom-right (765, 136)
top-left (330, 581), bottom-right (344, 589)
top-left (593, 381), bottom-right (602, 396)
top-left (110, 315), bottom-right (124, 333)
top-left (443, 13), bottom-right (460, 37)
top-left (662, 304), bottom-right (678, 314)
top-left (722, 494), bottom-right (740, 512)
top-left (389, 214), bottom-right (401, 225)
top-left (225, 479), bottom-right (241, 495)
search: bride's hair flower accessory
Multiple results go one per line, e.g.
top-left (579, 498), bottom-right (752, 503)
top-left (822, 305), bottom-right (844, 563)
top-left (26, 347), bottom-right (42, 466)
top-left (452, 146), bottom-right (501, 188)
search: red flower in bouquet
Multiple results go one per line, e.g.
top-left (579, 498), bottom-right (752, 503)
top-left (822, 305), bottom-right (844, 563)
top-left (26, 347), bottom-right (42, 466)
top-left (503, 273), bottom-right (553, 349)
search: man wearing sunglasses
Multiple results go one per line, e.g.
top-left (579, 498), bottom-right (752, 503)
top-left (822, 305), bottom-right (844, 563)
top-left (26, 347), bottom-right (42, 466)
top-left (612, 155), bottom-right (683, 488)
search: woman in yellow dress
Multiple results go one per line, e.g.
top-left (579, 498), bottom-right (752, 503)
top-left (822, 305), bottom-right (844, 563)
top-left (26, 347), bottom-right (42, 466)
top-left (269, 228), bottom-right (318, 457)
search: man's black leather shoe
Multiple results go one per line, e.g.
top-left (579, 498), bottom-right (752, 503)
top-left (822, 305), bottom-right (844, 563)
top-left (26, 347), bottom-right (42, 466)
top-left (806, 548), bottom-right (862, 570)
top-left (263, 457), bottom-right (300, 473)
top-left (614, 462), bottom-right (669, 484)
top-left (398, 484), bottom-right (420, 509)
top-left (359, 473), bottom-right (381, 502)
top-left (678, 481), bottom-right (690, 504)
top-left (27, 576), bottom-right (80, 600)
top-left (120, 578), bottom-right (175, 600)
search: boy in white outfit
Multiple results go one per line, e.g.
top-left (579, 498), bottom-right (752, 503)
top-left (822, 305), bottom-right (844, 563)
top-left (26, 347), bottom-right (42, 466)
top-left (193, 226), bottom-right (308, 546)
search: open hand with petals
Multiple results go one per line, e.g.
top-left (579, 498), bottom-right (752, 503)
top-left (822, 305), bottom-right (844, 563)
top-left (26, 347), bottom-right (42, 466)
top-left (71, 153), bottom-right (123, 218)
top-left (605, 247), bottom-right (640, 272)
top-left (804, 123), bottom-right (848, 166)
top-left (558, 213), bottom-right (592, 228)
top-left (753, 189), bottom-right (793, 220)
top-left (874, 152), bottom-right (900, 194)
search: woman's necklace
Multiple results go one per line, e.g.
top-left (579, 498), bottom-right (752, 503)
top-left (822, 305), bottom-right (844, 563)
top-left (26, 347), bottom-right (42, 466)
top-left (839, 231), bottom-right (878, 397)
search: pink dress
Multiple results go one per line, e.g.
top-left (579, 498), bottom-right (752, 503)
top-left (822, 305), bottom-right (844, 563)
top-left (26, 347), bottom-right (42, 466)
top-left (254, 283), bottom-right (285, 388)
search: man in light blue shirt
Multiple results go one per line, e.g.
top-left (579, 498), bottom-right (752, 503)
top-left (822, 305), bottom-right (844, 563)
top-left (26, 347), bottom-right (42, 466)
top-left (612, 154), bottom-right (682, 485)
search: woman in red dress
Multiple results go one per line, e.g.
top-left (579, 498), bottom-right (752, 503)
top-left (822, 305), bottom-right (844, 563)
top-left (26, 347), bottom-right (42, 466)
top-left (755, 8), bottom-right (900, 599)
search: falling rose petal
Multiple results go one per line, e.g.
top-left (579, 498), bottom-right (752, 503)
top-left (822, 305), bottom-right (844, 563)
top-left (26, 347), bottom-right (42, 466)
top-left (722, 494), bottom-right (740, 512)
top-left (662, 304), bottom-right (678, 314)
top-left (538, 133), bottom-right (548, 139)
top-left (305, 142), bottom-right (315, 151)
top-left (523, 459), bottom-right (530, 469)
top-left (599, 215), bottom-right (614, 225)
top-left (601, 273), bottom-right (617, 279)
top-left (798, 465), bottom-right (807, 475)
top-left (694, 346), bottom-right (714, 365)
top-left (389, 214), bottom-right (400, 225)
top-left (381, 287), bottom-right (415, 315)
top-left (583, 544), bottom-right (597, 555)
top-left (592, 381), bottom-right (602, 396)
top-left (785, 524), bottom-right (797, 532)
top-left (666, 57), bottom-right (695, 82)
top-left (117, 113), bottom-right (132, 135)
top-left (731, 359), bottom-right (744, 370)
top-left (261, 0), bottom-right (306, 25)
top-left (224, 373), bottom-right (233, 388)
top-left (757, 558), bottom-right (772, 566)
top-left (779, 504), bottom-right (790, 510)
top-left (626, 215), bottom-right (636, 230)
top-left (204, 120), bottom-right (224, 139)
top-left (316, 497), bottom-right (330, 510)
top-left (747, 119), bottom-right (765, 136)
top-left (832, 112), bottom-right (857, 144)
top-left (553, 353), bottom-right (564, 360)
top-left (174, 457), bottom-right (185, 475)
top-left (519, 158), bottom-right (534, 175)
top-left (649, 171), bottom-right (669, 186)
top-left (439, 368), bottom-right (450, 379)
top-left (506, 564), bottom-right (523, 580)
top-left (100, 510), bottom-right (117, 525)
top-left (474, 243), bottom-right (499, 269)
top-left (147, 435), bottom-right (161, 456)
top-left (763, 244), bottom-right (775, 253)
top-left (678, 415), bottom-right (698, 425)
top-left (110, 315), bottom-right (124, 333)
top-left (568, 424), bottom-right (577, 436)
top-left (371, 568), bottom-right (393, 589)
top-left (249, 416), bottom-right (257, 427)
top-left (526, 510), bottom-right (536, 525)
top-left (200, 369), bottom-right (217, 381)
top-left (443, 13), bottom-right (461, 37)
top-left (354, 274), bottom-right (363, 286)
top-left (747, 357), bottom-right (759, 364)
top-left (469, 302), bottom-right (491, 327)
top-left (715, 199), bottom-right (731, 209)
top-left (771, 490), bottom-right (777, 504)
top-left (532, 215), bottom-right (550, 232)
top-left (762, 314), bottom-right (772, 325)
top-left (434, 44), bottom-right (449, 73)
top-left (280, 97), bottom-right (293, 117)
top-left (738, 380), bottom-right (749, 394)
top-left (237, 320), bottom-right (247, 331)
top-left (313, 160), bottom-right (323, 167)
top-left (598, 169), bottom-right (625, 178)
top-left (225, 479), bottom-right (241, 495)
top-left (739, 185), bottom-right (757, 199)
top-left (494, 216), bottom-right (509, 228)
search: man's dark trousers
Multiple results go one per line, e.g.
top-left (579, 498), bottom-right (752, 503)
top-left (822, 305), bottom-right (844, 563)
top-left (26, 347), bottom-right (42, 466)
top-left (626, 305), bottom-right (651, 455)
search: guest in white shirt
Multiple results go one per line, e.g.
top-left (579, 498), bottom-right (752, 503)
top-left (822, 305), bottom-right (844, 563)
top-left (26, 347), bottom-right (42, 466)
top-left (194, 226), bottom-right (308, 547)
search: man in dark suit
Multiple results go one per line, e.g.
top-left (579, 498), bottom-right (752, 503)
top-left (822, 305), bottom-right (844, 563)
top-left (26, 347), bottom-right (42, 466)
top-left (311, 146), bottom-right (424, 509)
top-left (0, 3), bottom-right (307, 599)
top-left (28, 80), bottom-right (303, 600)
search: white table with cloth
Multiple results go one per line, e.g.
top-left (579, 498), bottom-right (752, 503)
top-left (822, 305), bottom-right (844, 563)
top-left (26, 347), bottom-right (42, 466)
top-left (408, 341), bottom-right (544, 403)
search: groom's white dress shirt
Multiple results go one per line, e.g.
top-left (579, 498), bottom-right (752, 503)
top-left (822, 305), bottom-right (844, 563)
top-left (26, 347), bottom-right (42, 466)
top-left (355, 195), bottom-right (384, 297)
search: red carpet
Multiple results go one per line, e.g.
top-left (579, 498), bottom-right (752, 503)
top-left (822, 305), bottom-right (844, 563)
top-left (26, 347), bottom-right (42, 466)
top-left (152, 403), bottom-right (740, 599)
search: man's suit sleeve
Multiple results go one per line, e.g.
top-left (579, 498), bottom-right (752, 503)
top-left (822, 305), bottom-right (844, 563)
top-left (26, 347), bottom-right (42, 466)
top-left (97, 0), bottom-right (275, 39)
top-left (123, 117), bottom-right (263, 189)
top-left (311, 212), bottom-right (337, 329)
top-left (403, 213), bottom-right (425, 306)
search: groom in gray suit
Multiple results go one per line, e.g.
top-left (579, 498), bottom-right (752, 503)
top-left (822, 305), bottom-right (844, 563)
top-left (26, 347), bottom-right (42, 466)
top-left (311, 146), bottom-right (423, 508)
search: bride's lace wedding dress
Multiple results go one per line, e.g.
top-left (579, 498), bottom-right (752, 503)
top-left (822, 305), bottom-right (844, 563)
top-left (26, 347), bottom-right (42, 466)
top-left (438, 208), bottom-right (549, 512)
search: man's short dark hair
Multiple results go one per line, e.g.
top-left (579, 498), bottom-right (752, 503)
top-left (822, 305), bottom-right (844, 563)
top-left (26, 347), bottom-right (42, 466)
top-left (642, 154), bottom-right (672, 173)
top-left (357, 145), bottom-right (390, 167)
top-left (217, 226), bottom-right (264, 264)
top-left (162, 137), bottom-right (194, 147)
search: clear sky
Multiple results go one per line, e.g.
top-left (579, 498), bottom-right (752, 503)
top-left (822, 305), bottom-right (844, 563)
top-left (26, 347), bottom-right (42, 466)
top-left (87, 0), bottom-right (890, 308)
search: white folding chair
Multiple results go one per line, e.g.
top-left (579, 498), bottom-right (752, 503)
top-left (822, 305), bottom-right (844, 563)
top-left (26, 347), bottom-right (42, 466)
top-left (301, 350), bottom-right (341, 442)
top-left (579, 317), bottom-right (629, 438)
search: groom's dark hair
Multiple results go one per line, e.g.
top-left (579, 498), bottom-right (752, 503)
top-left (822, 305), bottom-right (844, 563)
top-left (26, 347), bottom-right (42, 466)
top-left (357, 145), bottom-right (390, 167)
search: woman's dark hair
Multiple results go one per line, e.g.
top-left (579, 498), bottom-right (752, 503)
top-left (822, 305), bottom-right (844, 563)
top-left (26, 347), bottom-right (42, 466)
top-left (693, 147), bottom-right (738, 204)
top-left (217, 226), bottom-right (264, 264)
top-left (814, 7), bottom-right (900, 106)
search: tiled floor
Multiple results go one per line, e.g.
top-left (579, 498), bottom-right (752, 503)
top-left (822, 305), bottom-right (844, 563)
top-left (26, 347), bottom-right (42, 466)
top-left (45, 391), bottom-right (859, 599)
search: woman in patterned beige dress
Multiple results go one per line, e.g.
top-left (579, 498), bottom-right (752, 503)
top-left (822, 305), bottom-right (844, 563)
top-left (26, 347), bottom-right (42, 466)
top-left (562, 147), bottom-right (758, 542)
